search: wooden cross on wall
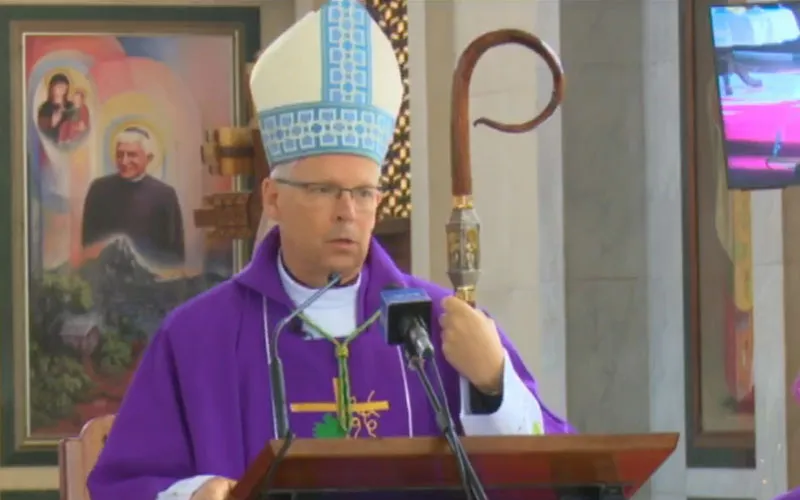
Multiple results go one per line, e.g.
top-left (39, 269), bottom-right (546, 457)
top-left (193, 0), bottom-right (412, 270)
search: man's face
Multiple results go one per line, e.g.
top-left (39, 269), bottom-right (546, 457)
top-left (115, 141), bottom-right (151, 179)
top-left (262, 154), bottom-right (382, 278)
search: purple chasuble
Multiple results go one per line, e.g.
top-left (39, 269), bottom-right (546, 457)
top-left (776, 489), bottom-right (800, 500)
top-left (88, 228), bottom-right (570, 500)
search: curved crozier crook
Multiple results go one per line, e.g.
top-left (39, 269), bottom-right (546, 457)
top-left (449, 29), bottom-right (565, 196)
top-left (469, 30), bottom-right (564, 132)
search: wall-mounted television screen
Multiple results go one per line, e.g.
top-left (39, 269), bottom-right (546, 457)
top-left (709, 2), bottom-right (800, 190)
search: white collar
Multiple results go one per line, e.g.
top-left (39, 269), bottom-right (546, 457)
top-left (277, 254), bottom-right (360, 310)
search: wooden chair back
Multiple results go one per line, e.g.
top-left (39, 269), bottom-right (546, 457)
top-left (58, 414), bottom-right (115, 500)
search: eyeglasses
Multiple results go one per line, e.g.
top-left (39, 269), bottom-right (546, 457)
top-left (275, 179), bottom-right (382, 210)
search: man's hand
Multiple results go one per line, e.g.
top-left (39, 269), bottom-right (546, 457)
top-left (190, 477), bottom-right (236, 500)
top-left (439, 296), bottom-right (505, 394)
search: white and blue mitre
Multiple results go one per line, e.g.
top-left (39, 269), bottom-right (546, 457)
top-left (249, 0), bottom-right (403, 169)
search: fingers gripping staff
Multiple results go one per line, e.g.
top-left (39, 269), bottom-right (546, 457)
top-left (447, 29), bottom-right (565, 306)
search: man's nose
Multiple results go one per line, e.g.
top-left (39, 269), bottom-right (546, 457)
top-left (333, 192), bottom-right (357, 220)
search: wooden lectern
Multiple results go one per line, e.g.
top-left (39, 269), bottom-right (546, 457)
top-left (229, 433), bottom-right (679, 499)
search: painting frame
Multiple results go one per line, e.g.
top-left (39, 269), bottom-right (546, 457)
top-left (681, 0), bottom-right (756, 468)
top-left (0, 6), bottom-right (261, 467)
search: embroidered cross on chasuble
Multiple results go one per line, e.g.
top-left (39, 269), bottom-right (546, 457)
top-left (292, 377), bottom-right (390, 438)
top-left (290, 310), bottom-right (393, 439)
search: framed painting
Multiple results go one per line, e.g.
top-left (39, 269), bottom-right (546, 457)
top-left (0, 6), bottom-right (261, 466)
top-left (682, 0), bottom-right (756, 468)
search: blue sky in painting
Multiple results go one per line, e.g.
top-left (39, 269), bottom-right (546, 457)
top-left (116, 36), bottom-right (182, 63)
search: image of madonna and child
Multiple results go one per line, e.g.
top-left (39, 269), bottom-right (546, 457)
top-left (36, 72), bottom-right (91, 146)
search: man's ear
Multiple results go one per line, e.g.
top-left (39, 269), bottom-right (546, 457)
top-left (261, 177), bottom-right (280, 220)
top-left (146, 153), bottom-right (154, 164)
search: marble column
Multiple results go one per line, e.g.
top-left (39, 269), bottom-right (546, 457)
top-left (562, 0), bottom-right (651, 434)
top-left (560, 1), bottom-right (684, 500)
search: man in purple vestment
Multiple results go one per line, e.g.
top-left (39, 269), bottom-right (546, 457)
top-left (776, 489), bottom-right (800, 500)
top-left (87, 1), bottom-right (573, 499)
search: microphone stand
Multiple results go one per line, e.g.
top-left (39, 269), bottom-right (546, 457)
top-left (263, 273), bottom-right (342, 497)
top-left (406, 353), bottom-right (488, 500)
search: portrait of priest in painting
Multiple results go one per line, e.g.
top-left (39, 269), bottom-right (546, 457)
top-left (81, 126), bottom-right (186, 267)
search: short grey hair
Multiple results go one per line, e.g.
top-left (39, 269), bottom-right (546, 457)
top-left (270, 160), bottom-right (298, 180)
top-left (115, 127), bottom-right (155, 157)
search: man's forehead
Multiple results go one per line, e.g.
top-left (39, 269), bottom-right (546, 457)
top-left (294, 154), bottom-right (380, 182)
top-left (115, 140), bottom-right (143, 150)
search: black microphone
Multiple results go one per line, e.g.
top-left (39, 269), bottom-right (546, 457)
top-left (379, 284), bottom-right (435, 364)
top-left (378, 284), bottom-right (488, 500)
top-left (270, 272), bottom-right (342, 439)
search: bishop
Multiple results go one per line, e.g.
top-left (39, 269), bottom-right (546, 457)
top-left (88, 1), bottom-right (573, 499)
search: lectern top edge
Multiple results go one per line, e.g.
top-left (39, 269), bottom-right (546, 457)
top-left (266, 433), bottom-right (680, 458)
top-left (230, 433), bottom-right (681, 500)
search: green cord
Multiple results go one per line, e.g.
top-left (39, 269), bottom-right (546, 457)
top-left (299, 310), bottom-right (382, 433)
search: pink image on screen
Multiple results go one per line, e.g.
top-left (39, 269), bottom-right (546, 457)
top-left (710, 4), bottom-right (800, 188)
top-left (721, 80), bottom-right (800, 171)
